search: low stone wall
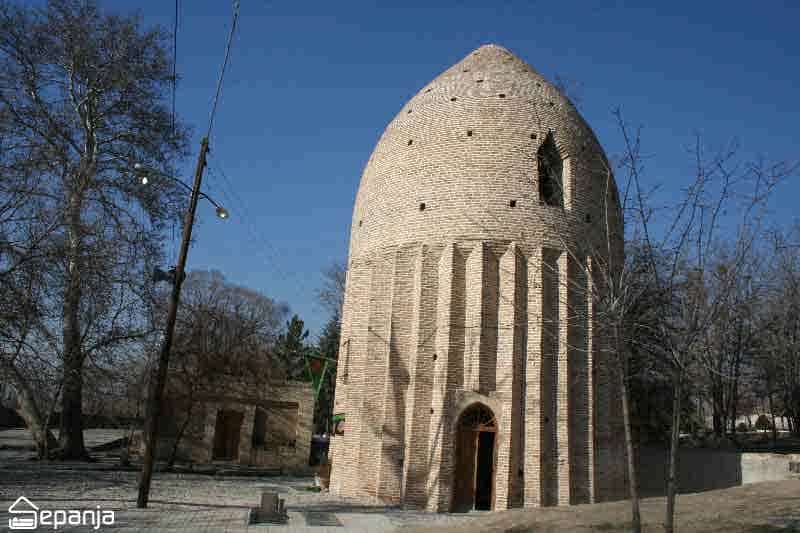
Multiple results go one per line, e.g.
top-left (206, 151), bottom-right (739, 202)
top-left (638, 446), bottom-right (800, 497)
top-left (741, 452), bottom-right (800, 484)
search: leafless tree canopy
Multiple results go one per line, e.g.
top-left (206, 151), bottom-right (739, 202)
top-left (171, 270), bottom-right (289, 380)
top-left (0, 0), bottom-right (188, 458)
top-left (316, 261), bottom-right (346, 317)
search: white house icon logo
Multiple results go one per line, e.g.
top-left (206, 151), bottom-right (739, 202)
top-left (8, 496), bottom-right (38, 530)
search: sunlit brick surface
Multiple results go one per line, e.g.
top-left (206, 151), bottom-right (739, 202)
top-left (330, 44), bottom-right (627, 511)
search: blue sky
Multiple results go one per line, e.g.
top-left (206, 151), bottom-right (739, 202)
top-left (87, 0), bottom-right (798, 335)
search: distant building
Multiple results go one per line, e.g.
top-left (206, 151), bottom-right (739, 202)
top-left (330, 44), bottom-right (627, 511)
top-left (153, 373), bottom-right (314, 473)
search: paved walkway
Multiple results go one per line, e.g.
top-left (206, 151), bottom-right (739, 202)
top-left (0, 460), bottom-right (471, 532)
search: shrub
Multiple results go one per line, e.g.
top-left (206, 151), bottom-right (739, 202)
top-left (755, 414), bottom-right (773, 431)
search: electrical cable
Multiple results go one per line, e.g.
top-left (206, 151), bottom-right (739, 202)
top-left (206, 0), bottom-right (240, 140)
top-left (206, 158), bottom-right (297, 287)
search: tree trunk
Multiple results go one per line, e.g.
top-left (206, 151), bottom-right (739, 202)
top-left (768, 389), bottom-right (777, 448)
top-left (665, 367), bottom-right (683, 533)
top-left (711, 377), bottom-right (724, 436)
top-left (1, 359), bottom-right (58, 457)
top-left (58, 192), bottom-right (87, 460)
top-left (167, 400), bottom-right (193, 469)
top-left (729, 372), bottom-right (739, 435)
top-left (618, 355), bottom-right (642, 533)
top-left (42, 381), bottom-right (63, 460)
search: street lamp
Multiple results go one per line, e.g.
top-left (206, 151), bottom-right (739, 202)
top-left (134, 138), bottom-right (228, 509)
top-left (133, 162), bottom-right (229, 220)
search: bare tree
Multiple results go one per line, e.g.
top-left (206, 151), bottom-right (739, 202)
top-left (616, 110), bottom-right (794, 532)
top-left (0, 149), bottom-right (61, 455)
top-left (317, 261), bottom-right (346, 317)
top-left (758, 229), bottom-right (800, 437)
top-left (164, 270), bottom-right (289, 466)
top-left (312, 262), bottom-right (346, 435)
top-left (0, 0), bottom-right (188, 458)
top-left (696, 247), bottom-right (763, 437)
top-left (547, 152), bottom-right (659, 533)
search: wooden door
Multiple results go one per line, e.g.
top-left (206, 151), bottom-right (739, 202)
top-left (212, 409), bottom-right (243, 460)
top-left (451, 403), bottom-right (497, 512)
top-left (452, 427), bottom-right (477, 512)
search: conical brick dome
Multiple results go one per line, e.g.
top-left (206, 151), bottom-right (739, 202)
top-left (349, 43), bottom-right (615, 261)
top-left (330, 44), bottom-right (626, 513)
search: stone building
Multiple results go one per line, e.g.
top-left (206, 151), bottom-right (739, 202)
top-left (329, 44), bottom-right (627, 511)
top-left (156, 375), bottom-right (314, 473)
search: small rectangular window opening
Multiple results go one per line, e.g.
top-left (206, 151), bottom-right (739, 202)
top-left (537, 133), bottom-right (564, 207)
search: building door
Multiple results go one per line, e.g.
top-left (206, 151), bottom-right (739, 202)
top-left (451, 404), bottom-right (497, 512)
top-left (212, 409), bottom-right (243, 460)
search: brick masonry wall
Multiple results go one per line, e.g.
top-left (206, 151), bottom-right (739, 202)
top-left (330, 44), bottom-right (626, 512)
top-left (161, 380), bottom-right (314, 473)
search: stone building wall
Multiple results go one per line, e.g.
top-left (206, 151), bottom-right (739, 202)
top-left (159, 379), bottom-right (314, 473)
top-left (330, 43), bottom-right (627, 512)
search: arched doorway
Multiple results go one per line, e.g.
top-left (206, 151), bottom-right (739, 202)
top-left (451, 403), bottom-right (497, 512)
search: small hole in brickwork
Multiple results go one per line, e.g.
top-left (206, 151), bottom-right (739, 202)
top-left (425, 88), bottom-right (432, 93)
top-left (549, 101), bottom-right (555, 106)
top-left (463, 68), bottom-right (470, 72)
top-left (433, 354), bottom-right (438, 361)
top-left (530, 133), bottom-right (537, 139)
top-left (430, 408), bottom-right (434, 414)
top-left (536, 82), bottom-right (541, 87)
top-left (476, 79), bottom-right (484, 83)
top-left (509, 200), bottom-right (517, 207)
top-left (419, 202), bottom-right (426, 211)
top-left (585, 214), bottom-right (592, 223)
top-left (544, 416), bottom-right (550, 423)
top-left (498, 93), bottom-right (506, 98)
top-left (450, 96), bottom-right (457, 102)
top-left (467, 130), bottom-right (473, 137)
top-left (407, 139), bottom-right (413, 146)
top-left (407, 109), bottom-right (412, 114)
top-left (359, 219), bottom-right (363, 227)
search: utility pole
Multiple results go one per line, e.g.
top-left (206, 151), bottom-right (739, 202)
top-left (137, 137), bottom-right (210, 508)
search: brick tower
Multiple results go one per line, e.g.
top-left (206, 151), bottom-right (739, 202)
top-left (329, 44), bottom-right (627, 512)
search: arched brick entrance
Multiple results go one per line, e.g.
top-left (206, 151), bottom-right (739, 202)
top-left (451, 403), bottom-right (497, 511)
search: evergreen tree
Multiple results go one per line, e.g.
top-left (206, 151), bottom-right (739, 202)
top-left (313, 312), bottom-right (340, 434)
top-left (274, 315), bottom-right (310, 381)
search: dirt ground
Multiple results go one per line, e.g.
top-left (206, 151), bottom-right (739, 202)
top-left (407, 480), bottom-right (800, 532)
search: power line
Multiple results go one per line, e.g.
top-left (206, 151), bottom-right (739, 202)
top-left (170, 0), bottom-right (180, 262)
top-left (206, 0), bottom-right (240, 140)
top-left (171, 0), bottom-right (178, 133)
top-left (206, 157), bottom-right (298, 287)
